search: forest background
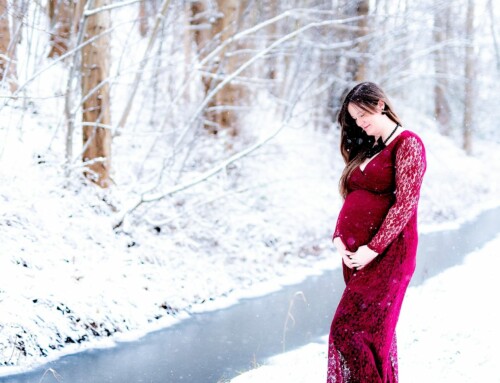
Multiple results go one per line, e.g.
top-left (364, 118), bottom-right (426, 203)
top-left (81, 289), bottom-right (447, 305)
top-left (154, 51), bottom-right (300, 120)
top-left (0, 0), bottom-right (499, 376)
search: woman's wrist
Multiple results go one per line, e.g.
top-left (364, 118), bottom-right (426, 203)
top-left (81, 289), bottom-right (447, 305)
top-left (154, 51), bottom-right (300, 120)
top-left (366, 243), bottom-right (379, 255)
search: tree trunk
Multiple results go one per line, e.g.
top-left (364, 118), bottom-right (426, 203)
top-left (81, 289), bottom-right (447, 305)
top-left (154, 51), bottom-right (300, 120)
top-left (139, 0), bottom-right (148, 37)
top-left (354, 0), bottom-right (369, 82)
top-left (487, 0), bottom-right (500, 72)
top-left (189, 0), bottom-right (213, 94)
top-left (48, 0), bottom-right (73, 58)
top-left (191, 0), bottom-right (246, 136)
top-left (81, 0), bottom-right (112, 187)
top-left (263, 0), bottom-right (278, 80)
top-left (463, 0), bottom-right (474, 155)
top-left (433, 0), bottom-right (451, 135)
top-left (0, 0), bottom-right (18, 93)
top-left (342, 0), bottom-right (369, 88)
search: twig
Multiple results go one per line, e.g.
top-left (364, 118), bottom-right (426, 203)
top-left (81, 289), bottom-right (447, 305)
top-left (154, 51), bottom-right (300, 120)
top-left (38, 368), bottom-right (63, 383)
top-left (116, 0), bottom-right (172, 132)
top-left (282, 291), bottom-right (307, 353)
top-left (84, 0), bottom-right (141, 17)
top-left (113, 118), bottom-right (287, 228)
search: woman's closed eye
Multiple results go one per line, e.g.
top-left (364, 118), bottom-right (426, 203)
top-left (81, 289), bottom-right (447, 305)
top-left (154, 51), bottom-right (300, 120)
top-left (352, 113), bottom-right (364, 121)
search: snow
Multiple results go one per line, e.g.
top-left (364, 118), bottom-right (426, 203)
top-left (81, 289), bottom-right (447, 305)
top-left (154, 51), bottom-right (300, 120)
top-left (1, 3), bottom-right (500, 380)
top-left (1, 104), bottom-right (500, 378)
top-left (229, 232), bottom-right (500, 383)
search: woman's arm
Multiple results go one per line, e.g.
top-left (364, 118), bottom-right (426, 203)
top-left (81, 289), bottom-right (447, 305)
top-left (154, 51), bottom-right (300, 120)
top-left (367, 135), bottom-right (427, 254)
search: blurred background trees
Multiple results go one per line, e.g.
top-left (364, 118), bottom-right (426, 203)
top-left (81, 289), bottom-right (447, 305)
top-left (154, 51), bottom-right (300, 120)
top-left (0, 0), bottom-right (497, 190)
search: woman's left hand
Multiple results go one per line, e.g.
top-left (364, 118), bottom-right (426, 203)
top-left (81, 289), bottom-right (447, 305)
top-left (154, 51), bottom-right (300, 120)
top-left (347, 245), bottom-right (378, 270)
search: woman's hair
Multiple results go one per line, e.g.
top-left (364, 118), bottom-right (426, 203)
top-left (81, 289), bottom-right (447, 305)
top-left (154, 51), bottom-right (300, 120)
top-left (337, 82), bottom-right (402, 198)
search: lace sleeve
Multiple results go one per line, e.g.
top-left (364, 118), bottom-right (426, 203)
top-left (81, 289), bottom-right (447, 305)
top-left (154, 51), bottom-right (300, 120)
top-left (367, 135), bottom-right (426, 254)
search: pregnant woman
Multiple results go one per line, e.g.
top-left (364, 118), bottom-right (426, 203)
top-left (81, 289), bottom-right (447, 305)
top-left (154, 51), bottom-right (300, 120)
top-left (327, 82), bottom-right (426, 382)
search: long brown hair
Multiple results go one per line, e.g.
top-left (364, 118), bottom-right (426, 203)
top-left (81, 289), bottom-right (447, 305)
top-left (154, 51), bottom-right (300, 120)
top-left (337, 82), bottom-right (402, 198)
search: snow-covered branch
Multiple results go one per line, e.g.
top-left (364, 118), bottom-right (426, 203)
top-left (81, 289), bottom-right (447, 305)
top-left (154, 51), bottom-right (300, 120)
top-left (116, 0), bottom-right (172, 132)
top-left (114, 119), bottom-right (287, 228)
top-left (84, 0), bottom-right (141, 17)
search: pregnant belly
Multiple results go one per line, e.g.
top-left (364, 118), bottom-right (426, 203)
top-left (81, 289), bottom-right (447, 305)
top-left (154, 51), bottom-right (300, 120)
top-left (336, 189), bottom-right (394, 252)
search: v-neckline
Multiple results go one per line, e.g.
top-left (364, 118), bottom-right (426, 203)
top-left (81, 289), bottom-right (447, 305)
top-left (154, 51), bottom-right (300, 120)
top-left (359, 131), bottom-right (406, 173)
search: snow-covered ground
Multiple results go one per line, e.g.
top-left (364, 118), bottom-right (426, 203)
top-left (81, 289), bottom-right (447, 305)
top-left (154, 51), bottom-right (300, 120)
top-left (230, 232), bottom-right (500, 383)
top-left (1, 105), bottom-right (500, 378)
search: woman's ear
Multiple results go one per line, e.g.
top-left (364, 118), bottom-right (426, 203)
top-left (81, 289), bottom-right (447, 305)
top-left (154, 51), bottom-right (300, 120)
top-left (377, 100), bottom-right (385, 113)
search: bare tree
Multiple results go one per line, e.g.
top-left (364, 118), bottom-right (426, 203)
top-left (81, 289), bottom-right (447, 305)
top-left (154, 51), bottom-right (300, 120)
top-left (354, 0), bottom-right (369, 82)
top-left (48, 0), bottom-right (73, 58)
top-left (189, 0), bottom-right (213, 93)
top-left (81, 0), bottom-right (112, 187)
top-left (138, 0), bottom-right (161, 37)
top-left (139, 0), bottom-right (148, 37)
top-left (462, 0), bottom-right (475, 154)
top-left (115, 0), bottom-right (171, 133)
top-left (0, 0), bottom-right (18, 93)
top-left (1, 0), bottom-right (495, 197)
top-left (339, 0), bottom-right (371, 84)
top-left (191, 0), bottom-right (247, 136)
top-left (487, 0), bottom-right (499, 72)
top-left (433, 0), bottom-right (451, 135)
top-left (262, 0), bottom-right (279, 80)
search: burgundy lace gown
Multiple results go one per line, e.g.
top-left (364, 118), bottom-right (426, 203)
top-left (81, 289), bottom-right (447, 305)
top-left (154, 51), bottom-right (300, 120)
top-left (328, 130), bottom-right (426, 383)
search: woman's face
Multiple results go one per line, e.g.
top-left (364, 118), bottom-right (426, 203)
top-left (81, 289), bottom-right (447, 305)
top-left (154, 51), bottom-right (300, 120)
top-left (347, 102), bottom-right (385, 138)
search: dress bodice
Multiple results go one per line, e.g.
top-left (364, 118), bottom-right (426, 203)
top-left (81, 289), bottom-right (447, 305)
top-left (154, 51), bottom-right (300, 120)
top-left (333, 130), bottom-right (426, 253)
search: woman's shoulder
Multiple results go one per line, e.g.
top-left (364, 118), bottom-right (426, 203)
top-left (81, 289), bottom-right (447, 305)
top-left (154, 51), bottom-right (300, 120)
top-left (394, 129), bottom-right (425, 149)
top-left (393, 129), bottom-right (426, 166)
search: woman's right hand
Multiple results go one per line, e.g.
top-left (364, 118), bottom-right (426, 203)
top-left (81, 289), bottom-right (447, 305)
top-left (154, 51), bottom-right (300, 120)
top-left (333, 237), bottom-right (355, 269)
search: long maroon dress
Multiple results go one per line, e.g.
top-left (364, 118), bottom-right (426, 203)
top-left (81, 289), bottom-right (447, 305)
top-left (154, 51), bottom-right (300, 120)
top-left (328, 130), bottom-right (426, 382)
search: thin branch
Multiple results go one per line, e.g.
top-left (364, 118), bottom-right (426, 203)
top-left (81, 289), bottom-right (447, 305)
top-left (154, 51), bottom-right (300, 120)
top-left (153, 11), bottom-right (365, 140)
top-left (282, 292), bottom-right (307, 353)
top-left (116, 0), bottom-right (172, 132)
top-left (132, 18), bottom-right (342, 206)
top-left (68, 156), bottom-right (107, 170)
top-left (64, 0), bottom-right (94, 166)
top-left (487, 0), bottom-right (500, 71)
top-left (114, 34), bottom-right (311, 228)
top-left (113, 118), bottom-right (287, 228)
top-left (84, 0), bottom-right (141, 17)
top-left (173, 18), bottom-right (359, 152)
top-left (0, 16), bottom-right (135, 111)
top-left (81, 122), bottom-right (113, 130)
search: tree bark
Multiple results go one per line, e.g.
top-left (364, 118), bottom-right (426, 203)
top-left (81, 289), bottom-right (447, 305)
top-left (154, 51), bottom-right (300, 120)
top-left (0, 0), bottom-right (10, 71)
top-left (189, 0), bottom-right (213, 94)
top-left (0, 0), bottom-right (18, 93)
top-left (191, 0), bottom-right (246, 136)
top-left (263, 0), bottom-right (278, 80)
top-left (48, 0), bottom-right (73, 58)
top-left (487, 0), bottom-right (500, 72)
top-left (462, 0), bottom-right (474, 155)
top-left (81, 0), bottom-right (112, 187)
top-left (139, 0), bottom-right (148, 37)
top-left (341, 0), bottom-right (369, 88)
top-left (354, 0), bottom-right (369, 82)
top-left (433, 0), bottom-right (451, 135)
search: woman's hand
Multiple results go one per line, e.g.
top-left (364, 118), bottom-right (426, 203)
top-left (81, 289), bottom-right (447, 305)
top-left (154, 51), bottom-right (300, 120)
top-left (349, 245), bottom-right (378, 270)
top-left (333, 237), bottom-right (356, 269)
